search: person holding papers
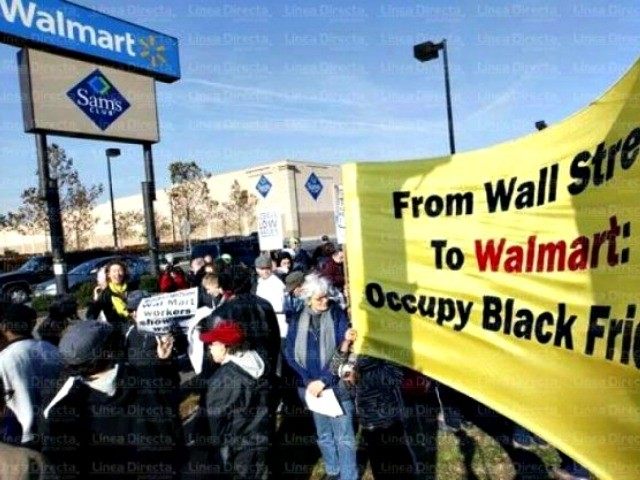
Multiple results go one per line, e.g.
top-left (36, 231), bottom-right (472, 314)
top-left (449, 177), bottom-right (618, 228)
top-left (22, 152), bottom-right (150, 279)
top-left (284, 274), bottom-right (357, 480)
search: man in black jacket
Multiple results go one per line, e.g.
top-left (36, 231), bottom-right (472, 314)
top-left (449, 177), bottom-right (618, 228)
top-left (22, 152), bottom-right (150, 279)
top-left (42, 321), bottom-right (183, 479)
top-left (207, 265), bottom-right (280, 379)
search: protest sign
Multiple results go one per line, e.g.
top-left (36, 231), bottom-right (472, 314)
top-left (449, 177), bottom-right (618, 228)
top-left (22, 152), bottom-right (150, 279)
top-left (257, 210), bottom-right (284, 251)
top-left (136, 288), bottom-right (198, 335)
top-left (343, 59), bottom-right (640, 480)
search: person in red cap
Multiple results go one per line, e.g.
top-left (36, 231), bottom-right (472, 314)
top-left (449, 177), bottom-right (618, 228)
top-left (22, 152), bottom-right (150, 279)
top-left (199, 320), bottom-right (270, 479)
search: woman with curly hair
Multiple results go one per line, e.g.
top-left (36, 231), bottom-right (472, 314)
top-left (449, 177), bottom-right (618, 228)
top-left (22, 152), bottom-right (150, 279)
top-left (86, 260), bottom-right (132, 332)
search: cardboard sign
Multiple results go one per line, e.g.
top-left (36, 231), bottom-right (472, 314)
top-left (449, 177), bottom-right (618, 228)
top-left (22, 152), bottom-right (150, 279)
top-left (257, 210), bottom-right (283, 251)
top-left (136, 288), bottom-right (198, 335)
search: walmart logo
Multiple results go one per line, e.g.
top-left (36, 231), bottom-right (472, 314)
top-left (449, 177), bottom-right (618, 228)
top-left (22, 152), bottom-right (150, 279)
top-left (139, 35), bottom-right (167, 68)
top-left (67, 70), bottom-right (130, 131)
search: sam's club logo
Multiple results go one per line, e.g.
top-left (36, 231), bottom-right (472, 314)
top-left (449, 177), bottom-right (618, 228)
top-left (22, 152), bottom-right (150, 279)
top-left (305, 173), bottom-right (323, 200)
top-left (67, 70), bottom-right (130, 130)
top-left (256, 175), bottom-right (272, 198)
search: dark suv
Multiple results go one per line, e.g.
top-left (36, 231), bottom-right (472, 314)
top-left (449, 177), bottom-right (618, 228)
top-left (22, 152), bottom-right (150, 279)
top-left (0, 249), bottom-right (117, 303)
top-left (0, 256), bottom-right (53, 303)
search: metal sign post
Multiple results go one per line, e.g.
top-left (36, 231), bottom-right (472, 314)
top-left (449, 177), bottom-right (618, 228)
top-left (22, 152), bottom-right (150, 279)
top-left (36, 133), bottom-right (68, 294)
top-left (143, 143), bottom-right (159, 276)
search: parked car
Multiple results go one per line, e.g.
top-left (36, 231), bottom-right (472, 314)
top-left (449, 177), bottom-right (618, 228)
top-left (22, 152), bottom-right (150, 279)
top-left (33, 255), bottom-right (151, 297)
top-left (0, 249), bottom-right (121, 303)
top-left (0, 255), bottom-right (53, 303)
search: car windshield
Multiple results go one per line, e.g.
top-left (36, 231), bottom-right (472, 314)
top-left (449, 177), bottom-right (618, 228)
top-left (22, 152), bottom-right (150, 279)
top-left (69, 258), bottom-right (109, 276)
top-left (17, 257), bottom-right (46, 273)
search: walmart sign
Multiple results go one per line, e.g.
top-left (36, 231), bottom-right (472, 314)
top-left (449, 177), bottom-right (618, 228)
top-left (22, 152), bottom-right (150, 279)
top-left (0, 0), bottom-right (180, 82)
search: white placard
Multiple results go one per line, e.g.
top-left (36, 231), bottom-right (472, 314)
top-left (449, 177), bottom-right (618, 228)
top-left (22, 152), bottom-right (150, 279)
top-left (136, 288), bottom-right (199, 335)
top-left (333, 184), bottom-right (346, 245)
top-left (257, 210), bottom-right (284, 251)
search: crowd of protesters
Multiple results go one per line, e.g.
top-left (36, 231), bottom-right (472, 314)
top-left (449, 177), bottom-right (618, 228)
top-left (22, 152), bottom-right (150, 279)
top-left (0, 235), bottom-right (590, 480)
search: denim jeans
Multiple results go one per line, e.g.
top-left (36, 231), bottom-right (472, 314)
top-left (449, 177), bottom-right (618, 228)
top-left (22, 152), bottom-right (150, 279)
top-left (301, 388), bottom-right (358, 480)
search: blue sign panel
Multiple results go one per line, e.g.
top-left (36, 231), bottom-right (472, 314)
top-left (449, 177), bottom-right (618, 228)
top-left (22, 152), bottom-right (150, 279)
top-left (305, 173), bottom-right (323, 200)
top-left (256, 175), bottom-right (272, 198)
top-left (67, 69), bottom-right (130, 131)
top-left (0, 0), bottom-right (180, 82)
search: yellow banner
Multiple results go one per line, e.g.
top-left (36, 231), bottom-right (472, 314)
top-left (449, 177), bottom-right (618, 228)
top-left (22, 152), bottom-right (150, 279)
top-left (343, 60), bottom-right (640, 480)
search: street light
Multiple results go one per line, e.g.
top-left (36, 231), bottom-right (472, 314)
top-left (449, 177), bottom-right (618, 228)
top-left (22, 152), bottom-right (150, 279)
top-left (413, 39), bottom-right (456, 155)
top-left (105, 148), bottom-right (121, 249)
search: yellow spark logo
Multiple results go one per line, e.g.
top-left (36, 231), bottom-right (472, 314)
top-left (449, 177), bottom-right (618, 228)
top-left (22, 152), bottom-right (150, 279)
top-left (139, 35), bottom-right (167, 68)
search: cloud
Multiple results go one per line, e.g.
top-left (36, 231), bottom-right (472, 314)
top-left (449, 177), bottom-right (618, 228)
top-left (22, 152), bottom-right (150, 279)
top-left (182, 77), bottom-right (368, 107)
top-left (169, 74), bottom-right (444, 136)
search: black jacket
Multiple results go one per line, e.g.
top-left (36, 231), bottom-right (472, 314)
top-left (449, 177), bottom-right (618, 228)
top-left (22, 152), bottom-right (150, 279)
top-left (331, 354), bottom-right (405, 430)
top-left (42, 363), bottom-right (183, 479)
top-left (210, 294), bottom-right (281, 379)
top-left (205, 360), bottom-right (270, 480)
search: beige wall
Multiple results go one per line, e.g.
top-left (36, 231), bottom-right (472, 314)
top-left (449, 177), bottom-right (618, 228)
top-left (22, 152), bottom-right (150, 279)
top-left (1, 160), bottom-right (342, 254)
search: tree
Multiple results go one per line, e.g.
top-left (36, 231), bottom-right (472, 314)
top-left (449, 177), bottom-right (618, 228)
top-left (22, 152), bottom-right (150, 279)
top-left (154, 214), bottom-right (173, 241)
top-left (5, 187), bottom-right (49, 236)
top-left (218, 180), bottom-right (258, 235)
top-left (115, 210), bottom-right (144, 244)
top-left (138, 212), bottom-right (173, 242)
top-left (168, 161), bottom-right (214, 237)
top-left (3, 144), bottom-right (103, 248)
top-left (63, 178), bottom-right (103, 250)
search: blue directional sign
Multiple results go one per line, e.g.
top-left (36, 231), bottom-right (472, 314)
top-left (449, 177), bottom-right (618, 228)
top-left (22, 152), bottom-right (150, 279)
top-left (0, 0), bottom-right (180, 82)
top-left (67, 69), bottom-right (130, 131)
top-left (256, 175), bottom-right (272, 198)
top-left (305, 173), bottom-right (323, 200)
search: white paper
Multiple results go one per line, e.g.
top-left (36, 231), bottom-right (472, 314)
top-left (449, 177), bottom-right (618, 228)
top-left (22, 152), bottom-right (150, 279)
top-left (186, 307), bottom-right (213, 375)
top-left (304, 388), bottom-right (344, 418)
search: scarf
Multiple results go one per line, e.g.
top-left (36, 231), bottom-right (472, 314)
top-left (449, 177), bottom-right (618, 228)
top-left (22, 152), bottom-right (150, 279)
top-left (294, 307), bottom-right (336, 369)
top-left (108, 282), bottom-right (128, 318)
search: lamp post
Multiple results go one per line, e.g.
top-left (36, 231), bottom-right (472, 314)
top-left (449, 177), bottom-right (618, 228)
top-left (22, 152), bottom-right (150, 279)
top-left (413, 39), bottom-right (456, 155)
top-left (105, 148), bottom-right (121, 249)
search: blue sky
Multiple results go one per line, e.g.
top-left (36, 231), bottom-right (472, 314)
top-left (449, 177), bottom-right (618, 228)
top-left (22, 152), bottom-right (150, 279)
top-left (1, 0), bottom-right (639, 211)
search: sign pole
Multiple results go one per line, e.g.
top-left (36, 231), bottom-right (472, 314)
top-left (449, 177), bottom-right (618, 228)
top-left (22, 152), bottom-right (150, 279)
top-left (142, 143), bottom-right (159, 276)
top-left (36, 133), bottom-right (68, 295)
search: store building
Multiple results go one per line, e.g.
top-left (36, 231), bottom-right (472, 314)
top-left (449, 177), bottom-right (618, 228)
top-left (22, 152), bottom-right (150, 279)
top-left (0, 160), bottom-right (342, 254)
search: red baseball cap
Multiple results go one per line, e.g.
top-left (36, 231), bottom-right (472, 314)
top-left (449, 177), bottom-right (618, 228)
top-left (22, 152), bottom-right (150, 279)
top-left (200, 320), bottom-right (245, 346)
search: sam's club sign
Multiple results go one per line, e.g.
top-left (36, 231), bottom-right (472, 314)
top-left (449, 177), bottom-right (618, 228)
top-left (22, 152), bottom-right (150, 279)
top-left (0, 0), bottom-right (180, 82)
top-left (67, 69), bottom-right (130, 130)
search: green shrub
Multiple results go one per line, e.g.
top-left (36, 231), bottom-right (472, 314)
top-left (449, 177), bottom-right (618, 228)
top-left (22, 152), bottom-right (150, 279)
top-left (31, 295), bottom-right (56, 314)
top-left (139, 275), bottom-right (159, 293)
top-left (74, 282), bottom-right (95, 307)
